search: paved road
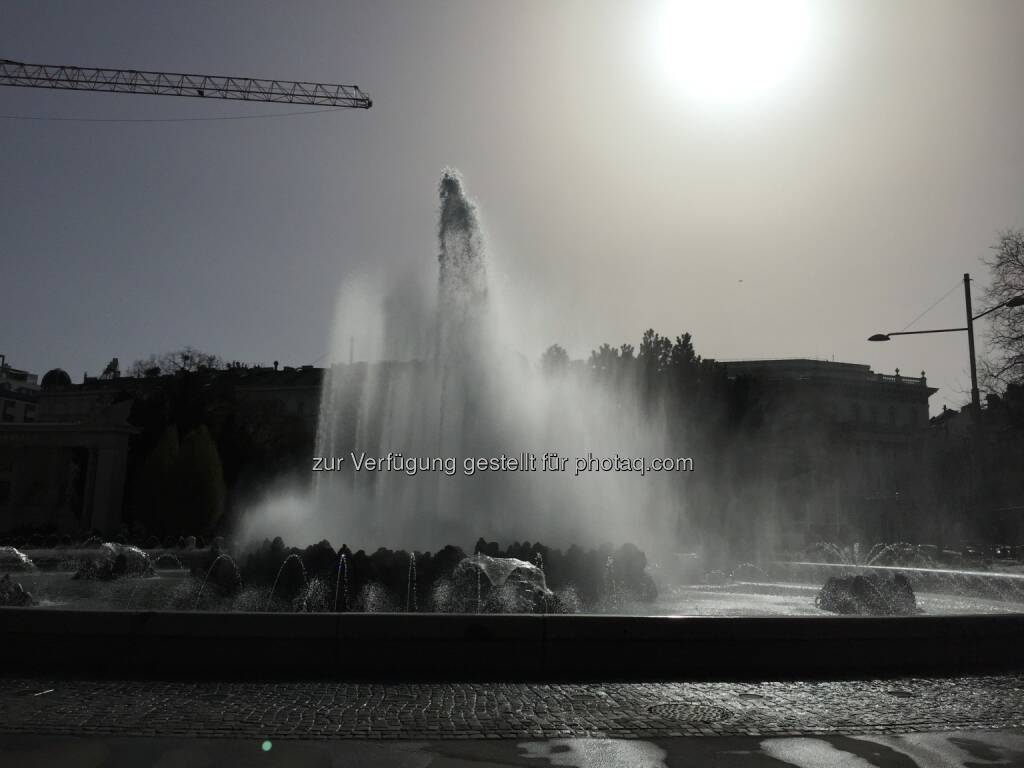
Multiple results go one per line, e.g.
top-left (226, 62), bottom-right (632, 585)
top-left (3, 731), bottom-right (1024, 767)
top-left (1, 675), bottom-right (1022, 740)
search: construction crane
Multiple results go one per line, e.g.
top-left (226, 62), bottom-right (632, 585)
top-left (0, 58), bottom-right (372, 109)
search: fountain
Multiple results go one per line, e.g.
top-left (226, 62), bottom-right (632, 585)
top-left (452, 552), bottom-right (552, 613)
top-left (5, 527), bottom-right (1024, 617)
top-left (815, 573), bottom-right (919, 615)
top-left (271, 169), bottom-right (683, 554)
top-left (2, 174), bottom-right (1023, 625)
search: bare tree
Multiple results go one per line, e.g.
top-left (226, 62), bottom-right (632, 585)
top-left (981, 231), bottom-right (1024, 390)
top-left (128, 346), bottom-right (225, 378)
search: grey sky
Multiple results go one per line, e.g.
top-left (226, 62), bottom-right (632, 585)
top-left (2, 1), bottom-right (1023, 412)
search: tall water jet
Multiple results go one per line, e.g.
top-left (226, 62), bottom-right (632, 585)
top-left (300, 169), bottom-right (682, 553)
top-left (437, 169), bottom-right (488, 364)
top-left (264, 554), bottom-right (308, 611)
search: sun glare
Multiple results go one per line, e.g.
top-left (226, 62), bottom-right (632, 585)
top-left (654, 0), bottom-right (811, 105)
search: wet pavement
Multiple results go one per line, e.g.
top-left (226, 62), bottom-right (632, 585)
top-left (1, 675), bottom-right (1022, 741)
top-left (3, 731), bottom-right (1024, 767)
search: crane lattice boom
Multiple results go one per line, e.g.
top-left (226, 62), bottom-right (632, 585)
top-left (0, 58), bottom-right (372, 109)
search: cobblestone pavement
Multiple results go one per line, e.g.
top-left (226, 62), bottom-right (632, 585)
top-left (1, 675), bottom-right (1022, 741)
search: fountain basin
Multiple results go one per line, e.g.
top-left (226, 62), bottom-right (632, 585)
top-left (1, 607), bottom-right (1022, 680)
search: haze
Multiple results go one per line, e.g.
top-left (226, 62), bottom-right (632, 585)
top-left (3, 1), bottom-right (1024, 413)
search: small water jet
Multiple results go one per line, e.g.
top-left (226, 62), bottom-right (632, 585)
top-left (534, 552), bottom-right (548, 612)
top-left (604, 555), bottom-right (617, 591)
top-left (356, 581), bottom-right (397, 612)
top-left (406, 552), bottom-right (417, 612)
top-left (333, 553), bottom-right (350, 612)
top-left (194, 554), bottom-right (243, 609)
top-left (153, 553), bottom-right (186, 571)
top-left (602, 554), bottom-right (625, 612)
top-left (297, 577), bottom-right (329, 612)
top-left (804, 541), bottom-right (940, 569)
top-left (264, 554), bottom-right (309, 611)
top-left (476, 551), bottom-right (482, 612)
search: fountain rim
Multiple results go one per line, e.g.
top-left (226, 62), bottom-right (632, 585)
top-left (2, 606), bottom-right (1022, 681)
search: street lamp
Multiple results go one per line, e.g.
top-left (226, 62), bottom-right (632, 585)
top-left (868, 273), bottom-right (1024, 412)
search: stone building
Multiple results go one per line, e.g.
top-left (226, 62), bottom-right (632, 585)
top-left (720, 358), bottom-right (937, 545)
top-left (0, 416), bottom-right (135, 534)
top-left (0, 357), bottom-right (39, 393)
top-left (0, 357), bottom-right (39, 424)
top-left (0, 363), bottom-right (324, 536)
top-left (921, 386), bottom-right (1024, 546)
top-left (0, 364), bottom-right (135, 534)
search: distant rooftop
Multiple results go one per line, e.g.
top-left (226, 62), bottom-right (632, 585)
top-left (720, 358), bottom-right (928, 386)
top-left (73, 363), bottom-right (325, 390)
top-left (0, 357), bottom-right (39, 392)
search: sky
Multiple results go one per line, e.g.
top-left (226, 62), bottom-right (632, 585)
top-left (2, 0), bottom-right (1024, 413)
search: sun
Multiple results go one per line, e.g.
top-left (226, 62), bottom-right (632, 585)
top-left (654, 0), bottom-right (811, 105)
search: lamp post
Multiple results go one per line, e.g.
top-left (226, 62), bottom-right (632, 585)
top-left (868, 273), bottom-right (1024, 412)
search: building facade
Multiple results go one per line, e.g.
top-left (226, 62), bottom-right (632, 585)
top-left (721, 359), bottom-right (937, 546)
top-left (0, 363), bottom-right (324, 536)
top-left (0, 358), bottom-right (39, 424)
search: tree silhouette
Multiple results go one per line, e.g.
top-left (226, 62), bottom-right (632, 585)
top-left (981, 230), bottom-right (1024, 389)
top-left (132, 424), bottom-right (179, 533)
top-left (128, 346), bottom-right (224, 377)
top-left (540, 344), bottom-right (570, 376)
top-left (172, 425), bottom-right (227, 535)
